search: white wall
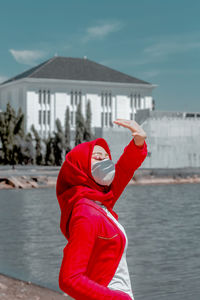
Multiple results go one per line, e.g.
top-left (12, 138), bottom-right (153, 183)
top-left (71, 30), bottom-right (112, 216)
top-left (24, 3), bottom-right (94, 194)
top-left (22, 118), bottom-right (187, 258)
top-left (0, 79), bottom-right (155, 138)
top-left (55, 92), bottom-right (69, 127)
top-left (26, 91), bottom-right (38, 133)
top-left (116, 95), bottom-right (130, 119)
top-left (86, 93), bottom-right (101, 127)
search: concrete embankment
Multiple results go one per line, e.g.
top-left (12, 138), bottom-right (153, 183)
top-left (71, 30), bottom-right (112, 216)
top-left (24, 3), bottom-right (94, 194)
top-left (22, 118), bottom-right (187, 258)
top-left (0, 273), bottom-right (71, 300)
top-left (131, 167), bottom-right (200, 185)
top-left (0, 166), bottom-right (200, 189)
top-left (0, 166), bottom-right (59, 189)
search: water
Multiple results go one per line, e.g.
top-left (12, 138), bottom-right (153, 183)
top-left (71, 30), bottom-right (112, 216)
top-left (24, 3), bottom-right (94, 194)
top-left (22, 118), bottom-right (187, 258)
top-left (0, 184), bottom-right (200, 299)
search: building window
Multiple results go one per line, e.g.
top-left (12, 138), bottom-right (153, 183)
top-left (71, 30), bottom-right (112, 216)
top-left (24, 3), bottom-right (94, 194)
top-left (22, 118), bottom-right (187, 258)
top-left (48, 91), bottom-right (50, 104)
top-left (101, 92), bottom-right (113, 127)
top-left (75, 92), bottom-right (78, 105)
top-left (134, 94), bottom-right (137, 107)
top-left (43, 111), bottom-right (46, 124)
top-left (109, 93), bottom-right (112, 107)
top-left (109, 112), bottom-right (112, 126)
top-left (38, 89), bottom-right (50, 105)
top-left (105, 112), bottom-right (108, 126)
top-left (130, 95), bottom-right (133, 108)
top-left (70, 91), bottom-right (82, 126)
top-left (48, 111), bottom-right (50, 125)
top-left (39, 110), bottom-right (42, 124)
top-left (39, 90), bottom-right (42, 104)
top-left (101, 112), bottom-right (104, 127)
top-left (138, 94), bottom-right (141, 108)
top-left (105, 93), bottom-right (108, 106)
top-left (101, 94), bottom-right (104, 107)
top-left (71, 91), bottom-right (82, 107)
top-left (43, 91), bottom-right (46, 104)
top-left (75, 111), bottom-right (77, 123)
top-left (79, 91), bottom-right (82, 104)
top-left (130, 113), bottom-right (133, 120)
top-left (101, 92), bottom-right (112, 107)
top-left (70, 92), bottom-right (73, 106)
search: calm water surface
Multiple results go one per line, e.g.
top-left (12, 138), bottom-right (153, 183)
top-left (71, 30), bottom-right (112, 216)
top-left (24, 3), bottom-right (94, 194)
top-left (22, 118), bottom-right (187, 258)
top-left (0, 184), bottom-right (200, 300)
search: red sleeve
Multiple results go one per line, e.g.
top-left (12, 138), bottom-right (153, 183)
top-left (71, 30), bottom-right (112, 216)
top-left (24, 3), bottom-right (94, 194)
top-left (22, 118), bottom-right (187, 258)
top-left (110, 138), bottom-right (148, 208)
top-left (59, 212), bottom-right (132, 300)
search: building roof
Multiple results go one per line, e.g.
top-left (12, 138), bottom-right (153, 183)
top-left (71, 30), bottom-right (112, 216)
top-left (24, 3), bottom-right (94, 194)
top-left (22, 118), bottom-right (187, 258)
top-left (1, 56), bottom-right (151, 85)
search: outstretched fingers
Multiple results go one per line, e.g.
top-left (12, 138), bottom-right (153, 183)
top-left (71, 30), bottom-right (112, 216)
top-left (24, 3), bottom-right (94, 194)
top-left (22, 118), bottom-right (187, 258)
top-left (113, 119), bottom-right (137, 132)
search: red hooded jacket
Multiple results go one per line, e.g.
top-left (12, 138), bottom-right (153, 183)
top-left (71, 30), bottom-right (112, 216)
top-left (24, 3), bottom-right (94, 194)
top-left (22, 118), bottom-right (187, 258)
top-left (56, 137), bottom-right (148, 299)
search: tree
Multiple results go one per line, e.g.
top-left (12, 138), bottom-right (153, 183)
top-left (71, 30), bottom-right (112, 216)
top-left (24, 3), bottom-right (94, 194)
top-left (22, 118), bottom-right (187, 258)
top-left (19, 133), bottom-right (35, 164)
top-left (44, 134), bottom-right (55, 166)
top-left (152, 99), bottom-right (155, 111)
top-left (0, 102), bottom-right (15, 165)
top-left (0, 103), bottom-right (26, 167)
top-left (64, 106), bottom-right (71, 154)
top-left (75, 101), bottom-right (85, 146)
top-left (15, 107), bottom-right (25, 138)
top-left (53, 119), bottom-right (65, 165)
top-left (13, 107), bottom-right (26, 165)
top-left (31, 125), bottom-right (43, 165)
top-left (83, 99), bottom-right (94, 142)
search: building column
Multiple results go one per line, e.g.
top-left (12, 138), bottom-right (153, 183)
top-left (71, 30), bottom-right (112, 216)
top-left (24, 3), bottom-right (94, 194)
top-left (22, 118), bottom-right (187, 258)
top-left (115, 96), bottom-right (117, 127)
top-left (53, 93), bottom-right (56, 131)
top-left (41, 91), bottom-right (43, 136)
top-left (45, 92), bottom-right (47, 138)
top-left (103, 93), bottom-right (105, 128)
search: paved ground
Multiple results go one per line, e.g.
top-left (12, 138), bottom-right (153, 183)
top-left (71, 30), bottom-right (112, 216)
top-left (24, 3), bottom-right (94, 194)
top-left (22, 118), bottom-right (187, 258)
top-left (0, 273), bottom-right (74, 300)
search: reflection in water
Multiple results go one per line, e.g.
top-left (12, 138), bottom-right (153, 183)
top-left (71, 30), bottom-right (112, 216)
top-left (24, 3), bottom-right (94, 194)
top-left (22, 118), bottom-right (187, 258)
top-left (0, 188), bottom-right (65, 290)
top-left (0, 184), bottom-right (200, 300)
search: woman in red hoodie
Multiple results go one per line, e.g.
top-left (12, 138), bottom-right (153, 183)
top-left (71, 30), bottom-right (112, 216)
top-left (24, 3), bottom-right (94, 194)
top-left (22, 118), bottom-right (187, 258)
top-left (56, 119), bottom-right (148, 300)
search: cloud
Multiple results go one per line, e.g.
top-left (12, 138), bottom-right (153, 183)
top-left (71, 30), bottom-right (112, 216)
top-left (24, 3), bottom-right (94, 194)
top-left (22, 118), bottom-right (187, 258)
top-left (0, 75), bottom-right (8, 84)
top-left (135, 32), bottom-right (200, 65)
top-left (139, 70), bottom-right (160, 79)
top-left (82, 21), bottom-right (123, 42)
top-left (9, 49), bottom-right (46, 65)
top-left (144, 41), bottom-right (200, 59)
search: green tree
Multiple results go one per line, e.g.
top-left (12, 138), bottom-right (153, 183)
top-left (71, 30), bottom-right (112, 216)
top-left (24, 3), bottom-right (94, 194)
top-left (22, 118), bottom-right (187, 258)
top-left (44, 134), bottom-right (55, 166)
top-left (75, 101), bottom-right (85, 146)
top-left (64, 106), bottom-right (71, 154)
top-left (19, 133), bottom-right (35, 164)
top-left (15, 107), bottom-right (25, 138)
top-left (0, 102), bottom-right (15, 164)
top-left (53, 119), bottom-right (65, 165)
top-left (84, 99), bottom-right (94, 142)
top-left (0, 103), bottom-right (26, 167)
top-left (31, 125), bottom-right (43, 165)
top-left (13, 107), bottom-right (26, 165)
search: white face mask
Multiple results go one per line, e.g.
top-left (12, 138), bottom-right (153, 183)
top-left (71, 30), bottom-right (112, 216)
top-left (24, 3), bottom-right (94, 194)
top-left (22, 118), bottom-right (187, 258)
top-left (91, 158), bottom-right (115, 186)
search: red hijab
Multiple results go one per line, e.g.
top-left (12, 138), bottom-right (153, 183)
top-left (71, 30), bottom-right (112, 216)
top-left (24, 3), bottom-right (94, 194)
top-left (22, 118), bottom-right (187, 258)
top-left (56, 138), bottom-right (116, 240)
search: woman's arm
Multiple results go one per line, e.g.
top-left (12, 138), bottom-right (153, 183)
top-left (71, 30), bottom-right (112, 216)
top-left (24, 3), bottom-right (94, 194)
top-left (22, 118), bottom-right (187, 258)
top-left (59, 210), bottom-right (132, 300)
top-left (109, 119), bottom-right (148, 208)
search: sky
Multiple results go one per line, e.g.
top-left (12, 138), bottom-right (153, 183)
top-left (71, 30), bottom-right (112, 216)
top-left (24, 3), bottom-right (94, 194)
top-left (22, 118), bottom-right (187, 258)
top-left (0, 0), bottom-right (200, 112)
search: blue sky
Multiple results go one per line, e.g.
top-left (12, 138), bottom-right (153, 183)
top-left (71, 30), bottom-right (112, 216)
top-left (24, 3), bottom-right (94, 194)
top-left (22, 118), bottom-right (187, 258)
top-left (0, 0), bottom-right (200, 112)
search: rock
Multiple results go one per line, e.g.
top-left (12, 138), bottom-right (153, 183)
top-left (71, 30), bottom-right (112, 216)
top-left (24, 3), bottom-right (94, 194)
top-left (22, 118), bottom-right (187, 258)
top-left (7, 176), bottom-right (25, 188)
top-left (0, 282), bottom-right (8, 290)
top-left (29, 181), bottom-right (38, 188)
top-left (0, 180), bottom-right (12, 189)
top-left (46, 177), bottom-right (57, 186)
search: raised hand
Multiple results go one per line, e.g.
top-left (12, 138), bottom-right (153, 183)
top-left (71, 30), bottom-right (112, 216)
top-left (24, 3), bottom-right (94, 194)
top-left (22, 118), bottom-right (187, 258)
top-left (113, 119), bottom-right (147, 146)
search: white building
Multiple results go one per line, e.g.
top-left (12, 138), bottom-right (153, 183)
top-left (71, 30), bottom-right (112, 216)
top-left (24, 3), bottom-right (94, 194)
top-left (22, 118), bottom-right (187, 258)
top-left (0, 56), bottom-right (156, 139)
